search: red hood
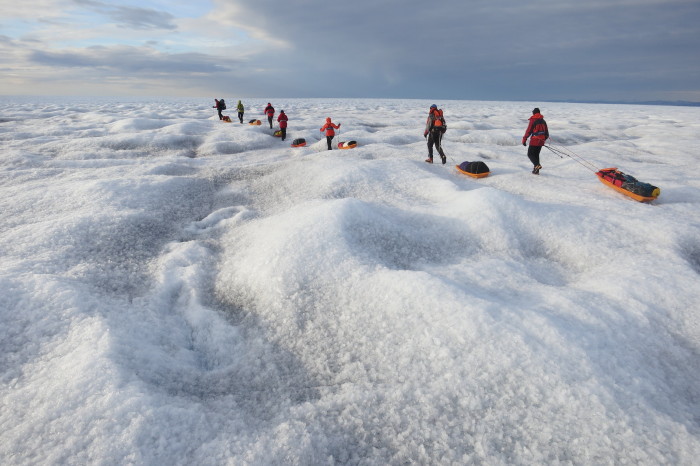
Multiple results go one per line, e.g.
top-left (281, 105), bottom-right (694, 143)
top-left (530, 113), bottom-right (544, 120)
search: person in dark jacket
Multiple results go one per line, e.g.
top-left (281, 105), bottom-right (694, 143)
top-left (522, 107), bottom-right (549, 174)
top-left (423, 104), bottom-right (447, 164)
top-left (213, 98), bottom-right (226, 120)
top-left (264, 103), bottom-right (275, 128)
top-left (320, 117), bottom-right (341, 150)
top-left (277, 110), bottom-right (288, 141)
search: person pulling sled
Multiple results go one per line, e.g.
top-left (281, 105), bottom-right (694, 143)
top-left (522, 107), bottom-right (549, 174)
top-left (320, 117), bottom-right (341, 150)
top-left (213, 98), bottom-right (226, 120)
top-left (264, 103), bottom-right (275, 129)
top-left (277, 110), bottom-right (288, 141)
top-left (424, 104), bottom-right (447, 164)
top-left (237, 100), bottom-right (245, 123)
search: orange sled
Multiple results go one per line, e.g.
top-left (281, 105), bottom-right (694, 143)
top-left (337, 141), bottom-right (357, 149)
top-left (596, 168), bottom-right (660, 202)
top-left (455, 161), bottom-right (490, 178)
top-left (456, 165), bottom-right (490, 178)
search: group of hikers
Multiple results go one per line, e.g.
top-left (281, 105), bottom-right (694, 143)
top-left (213, 98), bottom-right (246, 124)
top-left (213, 99), bottom-right (549, 174)
top-left (421, 104), bottom-right (549, 174)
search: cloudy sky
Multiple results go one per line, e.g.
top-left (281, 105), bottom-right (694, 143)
top-left (2, 0), bottom-right (699, 102)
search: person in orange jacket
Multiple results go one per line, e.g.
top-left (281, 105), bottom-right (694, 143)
top-left (277, 110), bottom-right (288, 141)
top-left (522, 107), bottom-right (549, 174)
top-left (320, 117), bottom-right (341, 150)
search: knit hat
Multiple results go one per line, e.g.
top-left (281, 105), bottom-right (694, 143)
top-left (532, 108), bottom-right (540, 114)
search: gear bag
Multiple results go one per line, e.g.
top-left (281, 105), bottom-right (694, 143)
top-left (458, 161), bottom-right (489, 174)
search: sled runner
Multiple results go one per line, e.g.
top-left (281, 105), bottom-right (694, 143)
top-left (595, 168), bottom-right (660, 202)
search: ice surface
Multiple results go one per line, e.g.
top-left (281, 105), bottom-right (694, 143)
top-left (1, 97), bottom-right (699, 464)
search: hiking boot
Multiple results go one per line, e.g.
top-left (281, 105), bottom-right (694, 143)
top-left (425, 157), bottom-right (433, 163)
top-left (441, 155), bottom-right (447, 165)
top-left (532, 164), bottom-right (541, 175)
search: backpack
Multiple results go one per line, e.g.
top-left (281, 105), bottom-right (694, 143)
top-left (220, 99), bottom-right (226, 110)
top-left (432, 109), bottom-right (446, 132)
top-left (530, 117), bottom-right (547, 138)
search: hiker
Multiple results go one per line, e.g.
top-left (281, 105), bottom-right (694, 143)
top-left (213, 98), bottom-right (226, 120)
top-left (522, 107), bottom-right (549, 174)
top-left (277, 110), bottom-right (288, 141)
top-left (320, 117), bottom-right (341, 150)
top-left (264, 103), bottom-right (275, 128)
top-left (423, 104), bottom-right (447, 164)
top-left (237, 100), bottom-right (245, 123)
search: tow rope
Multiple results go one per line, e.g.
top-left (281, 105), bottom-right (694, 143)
top-left (544, 141), bottom-right (600, 174)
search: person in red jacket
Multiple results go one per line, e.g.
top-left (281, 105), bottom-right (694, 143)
top-left (264, 103), bottom-right (275, 128)
top-left (277, 110), bottom-right (288, 141)
top-left (423, 104), bottom-right (447, 164)
top-left (522, 107), bottom-right (549, 174)
top-left (320, 117), bottom-right (340, 150)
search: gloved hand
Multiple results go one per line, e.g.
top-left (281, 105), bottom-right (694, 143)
top-left (424, 133), bottom-right (427, 139)
top-left (522, 141), bottom-right (526, 146)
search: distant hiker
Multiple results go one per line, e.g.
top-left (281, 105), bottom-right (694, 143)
top-left (213, 98), bottom-right (226, 120)
top-left (264, 103), bottom-right (275, 128)
top-left (522, 107), bottom-right (549, 174)
top-left (423, 104), bottom-right (447, 164)
top-left (320, 117), bottom-right (341, 150)
top-left (277, 110), bottom-right (288, 141)
top-left (237, 100), bottom-right (245, 123)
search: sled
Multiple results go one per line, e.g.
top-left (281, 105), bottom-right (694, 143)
top-left (249, 119), bottom-right (261, 125)
top-left (337, 141), bottom-right (357, 149)
top-left (596, 168), bottom-right (660, 202)
top-left (455, 161), bottom-right (490, 179)
top-left (273, 130), bottom-right (283, 137)
top-left (222, 116), bottom-right (232, 123)
top-left (291, 138), bottom-right (306, 148)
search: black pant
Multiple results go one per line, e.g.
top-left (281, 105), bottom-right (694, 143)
top-left (217, 109), bottom-right (223, 120)
top-left (280, 128), bottom-right (286, 141)
top-left (527, 145), bottom-right (543, 167)
top-left (427, 130), bottom-right (445, 158)
top-left (326, 135), bottom-right (334, 150)
top-left (238, 112), bottom-right (244, 123)
top-left (268, 116), bottom-right (273, 128)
